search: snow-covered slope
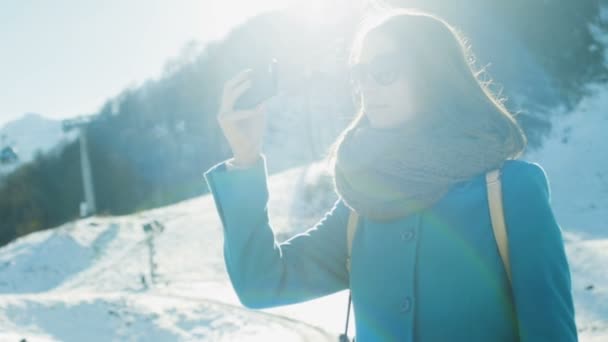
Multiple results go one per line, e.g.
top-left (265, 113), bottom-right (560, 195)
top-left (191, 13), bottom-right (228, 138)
top-left (0, 163), bottom-right (346, 341)
top-left (1, 85), bottom-right (607, 340)
top-left (0, 292), bottom-right (333, 341)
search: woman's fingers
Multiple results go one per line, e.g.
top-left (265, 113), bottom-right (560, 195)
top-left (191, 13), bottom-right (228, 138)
top-left (216, 71), bottom-right (267, 161)
top-left (255, 100), bottom-right (268, 114)
top-left (218, 69), bottom-right (270, 123)
top-left (225, 79), bottom-right (252, 107)
top-left (224, 69), bottom-right (252, 93)
top-left (219, 105), bottom-right (264, 122)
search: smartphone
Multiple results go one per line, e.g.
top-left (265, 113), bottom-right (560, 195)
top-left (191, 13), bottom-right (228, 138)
top-left (233, 58), bottom-right (278, 111)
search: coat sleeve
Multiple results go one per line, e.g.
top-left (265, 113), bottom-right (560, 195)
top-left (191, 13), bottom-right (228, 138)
top-left (203, 154), bottom-right (350, 309)
top-left (502, 161), bottom-right (578, 341)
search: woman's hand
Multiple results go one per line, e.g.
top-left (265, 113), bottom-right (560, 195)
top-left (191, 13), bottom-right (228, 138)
top-left (217, 69), bottom-right (269, 166)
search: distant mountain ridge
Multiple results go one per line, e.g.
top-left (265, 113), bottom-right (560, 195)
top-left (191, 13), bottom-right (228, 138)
top-left (0, 112), bottom-right (72, 168)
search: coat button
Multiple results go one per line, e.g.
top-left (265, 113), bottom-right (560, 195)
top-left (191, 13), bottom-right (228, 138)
top-left (400, 297), bottom-right (412, 313)
top-left (401, 230), bottom-right (415, 241)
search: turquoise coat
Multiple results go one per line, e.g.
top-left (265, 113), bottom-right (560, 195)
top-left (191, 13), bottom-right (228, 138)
top-left (204, 156), bottom-right (577, 341)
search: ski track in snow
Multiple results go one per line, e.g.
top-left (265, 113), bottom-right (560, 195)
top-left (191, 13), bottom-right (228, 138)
top-left (0, 291), bottom-right (334, 341)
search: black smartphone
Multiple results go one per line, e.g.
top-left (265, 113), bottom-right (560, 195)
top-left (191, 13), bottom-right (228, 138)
top-left (233, 58), bottom-right (278, 111)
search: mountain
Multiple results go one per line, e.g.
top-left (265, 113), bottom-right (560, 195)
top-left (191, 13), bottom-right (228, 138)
top-left (0, 12), bottom-right (606, 338)
top-left (1, 2), bottom-right (606, 245)
top-left (0, 113), bottom-right (74, 170)
top-left (0, 136), bottom-right (606, 340)
top-left (2, 77), bottom-right (608, 340)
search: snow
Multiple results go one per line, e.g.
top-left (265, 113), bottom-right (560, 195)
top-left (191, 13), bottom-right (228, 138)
top-left (1, 81), bottom-right (607, 341)
top-left (0, 165), bottom-right (346, 341)
top-left (0, 292), bottom-right (333, 341)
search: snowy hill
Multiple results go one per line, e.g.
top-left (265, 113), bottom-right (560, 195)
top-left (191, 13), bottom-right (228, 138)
top-left (1, 86), bottom-right (607, 340)
top-left (0, 292), bottom-right (333, 341)
top-left (0, 164), bottom-right (347, 341)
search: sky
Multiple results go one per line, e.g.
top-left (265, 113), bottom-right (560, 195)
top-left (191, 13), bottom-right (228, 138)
top-left (0, 0), bottom-right (289, 126)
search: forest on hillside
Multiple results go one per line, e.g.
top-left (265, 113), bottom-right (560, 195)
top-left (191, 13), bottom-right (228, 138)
top-left (0, 0), bottom-right (606, 247)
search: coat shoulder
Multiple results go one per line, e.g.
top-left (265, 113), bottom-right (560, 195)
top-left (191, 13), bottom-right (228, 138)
top-left (500, 159), bottom-right (551, 200)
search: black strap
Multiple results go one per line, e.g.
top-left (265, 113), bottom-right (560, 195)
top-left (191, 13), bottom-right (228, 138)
top-left (340, 290), bottom-right (352, 341)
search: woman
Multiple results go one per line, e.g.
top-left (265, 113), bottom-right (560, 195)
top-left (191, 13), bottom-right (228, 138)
top-left (204, 8), bottom-right (577, 341)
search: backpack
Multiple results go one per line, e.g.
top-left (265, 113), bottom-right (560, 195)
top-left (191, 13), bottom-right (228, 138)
top-left (338, 169), bottom-right (513, 342)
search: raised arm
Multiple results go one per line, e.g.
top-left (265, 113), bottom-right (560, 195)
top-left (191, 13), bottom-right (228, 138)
top-left (204, 154), bottom-right (350, 309)
top-left (502, 161), bottom-right (577, 341)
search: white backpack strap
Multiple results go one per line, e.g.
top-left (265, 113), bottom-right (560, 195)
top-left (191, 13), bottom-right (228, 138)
top-left (486, 168), bottom-right (513, 284)
top-left (346, 210), bottom-right (359, 273)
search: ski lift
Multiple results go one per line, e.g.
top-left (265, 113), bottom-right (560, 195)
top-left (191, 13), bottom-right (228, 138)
top-left (0, 146), bottom-right (19, 165)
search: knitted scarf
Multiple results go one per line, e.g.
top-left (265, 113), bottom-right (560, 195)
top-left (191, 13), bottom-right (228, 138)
top-left (333, 111), bottom-right (520, 221)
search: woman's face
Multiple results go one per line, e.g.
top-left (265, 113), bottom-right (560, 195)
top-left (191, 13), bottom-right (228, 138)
top-left (354, 32), bottom-right (416, 129)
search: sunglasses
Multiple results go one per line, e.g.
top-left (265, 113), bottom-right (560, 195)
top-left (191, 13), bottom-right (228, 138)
top-left (349, 52), bottom-right (405, 86)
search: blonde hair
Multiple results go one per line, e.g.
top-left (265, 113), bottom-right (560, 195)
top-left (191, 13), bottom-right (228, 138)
top-left (325, 8), bottom-right (527, 171)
